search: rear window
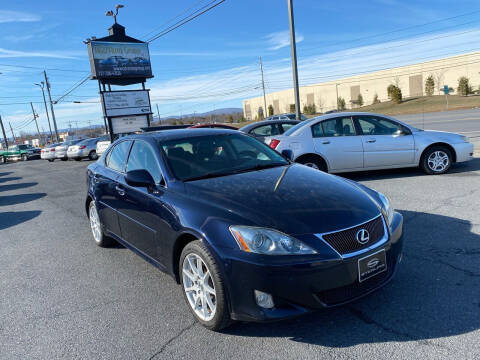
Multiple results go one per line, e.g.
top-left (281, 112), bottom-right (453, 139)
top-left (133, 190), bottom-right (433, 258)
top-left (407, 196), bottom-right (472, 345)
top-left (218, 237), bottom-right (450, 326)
top-left (283, 119), bottom-right (313, 136)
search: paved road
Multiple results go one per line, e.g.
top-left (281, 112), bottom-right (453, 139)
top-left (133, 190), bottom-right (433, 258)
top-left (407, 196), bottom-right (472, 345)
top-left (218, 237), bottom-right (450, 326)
top-left (1, 159), bottom-right (480, 359)
top-left (396, 108), bottom-right (480, 138)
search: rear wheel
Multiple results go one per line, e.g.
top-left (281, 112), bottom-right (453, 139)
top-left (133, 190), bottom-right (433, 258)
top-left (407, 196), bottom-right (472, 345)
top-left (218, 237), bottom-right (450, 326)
top-left (88, 201), bottom-right (115, 247)
top-left (421, 146), bottom-right (452, 175)
top-left (297, 155), bottom-right (328, 172)
top-left (180, 241), bottom-right (231, 331)
top-left (89, 151), bottom-right (98, 161)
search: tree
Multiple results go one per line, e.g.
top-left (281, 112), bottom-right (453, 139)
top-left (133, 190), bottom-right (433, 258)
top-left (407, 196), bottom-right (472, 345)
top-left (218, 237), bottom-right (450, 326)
top-left (372, 93), bottom-right (380, 104)
top-left (425, 75), bottom-right (435, 96)
top-left (337, 97), bottom-right (346, 110)
top-left (268, 104), bottom-right (274, 116)
top-left (391, 86), bottom-right (402, 104)
top-left (357, 93), bottom-right (364, 107)
top-left (289, 104), bottom-right (296, 113)
top-left (227, 115), bottom-right (234, 123)
top-left (457, 76), bottom-right (472, 96)
top-left (303, 104), bottom-right (316, 115)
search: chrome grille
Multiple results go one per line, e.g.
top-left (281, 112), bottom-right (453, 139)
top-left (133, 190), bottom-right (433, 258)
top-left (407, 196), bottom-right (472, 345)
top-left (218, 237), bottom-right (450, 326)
top-left (321, 216), bottom-right (385, 255)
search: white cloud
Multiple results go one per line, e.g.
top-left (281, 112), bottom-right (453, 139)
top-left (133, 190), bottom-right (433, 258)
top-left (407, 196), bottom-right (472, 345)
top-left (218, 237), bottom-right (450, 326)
top-left (265, 30), bottom-right (304, 51)
top-left (2, 34), bottom-right (35, 42)
top-left (0, 10), bottom-right (41, 23)
top-left (0, 48), bottom-right (81, 59)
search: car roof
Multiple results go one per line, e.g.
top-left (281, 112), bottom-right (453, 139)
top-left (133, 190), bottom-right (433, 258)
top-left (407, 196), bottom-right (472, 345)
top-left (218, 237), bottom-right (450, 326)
top-left (239, 119), bottom-right (300, 131)
top-left (121, 128), bottom-right (241, 142)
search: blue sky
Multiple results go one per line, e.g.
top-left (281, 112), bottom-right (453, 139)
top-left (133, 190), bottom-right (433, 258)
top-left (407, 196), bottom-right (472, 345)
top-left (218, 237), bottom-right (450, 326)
top-left (1, 0), bottom-right (480, 134)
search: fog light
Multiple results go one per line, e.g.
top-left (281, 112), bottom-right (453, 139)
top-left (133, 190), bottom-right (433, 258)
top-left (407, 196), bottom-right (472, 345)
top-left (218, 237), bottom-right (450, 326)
top-left (254, 290), bottom-right (274, 309)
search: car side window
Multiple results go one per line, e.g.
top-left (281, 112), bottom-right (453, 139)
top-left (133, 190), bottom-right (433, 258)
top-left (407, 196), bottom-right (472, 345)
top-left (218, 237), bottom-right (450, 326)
top-left (319, 117), bottom-right (356, 137)
top-left (126, 141), bottom-right (163, 184)
top-left (281, 123), bottom-right (296, 133)
top-left (310, 122), bottom-right (324, 137)
top-left (251, 124), bottom-right (279, 137)
top-left (356, 116), bottom-right (404, 136)
top-left (105, 141), bottom-right (131, 172)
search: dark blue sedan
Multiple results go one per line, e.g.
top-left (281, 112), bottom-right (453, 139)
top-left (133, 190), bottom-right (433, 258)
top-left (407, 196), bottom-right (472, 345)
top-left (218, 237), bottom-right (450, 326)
top-left (85, 129), bottom-right (403, 330)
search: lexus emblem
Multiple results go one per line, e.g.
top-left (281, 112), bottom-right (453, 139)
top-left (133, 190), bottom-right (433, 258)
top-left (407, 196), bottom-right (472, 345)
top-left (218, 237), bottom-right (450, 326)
top-left (356, 229), bottom-right (370, 244)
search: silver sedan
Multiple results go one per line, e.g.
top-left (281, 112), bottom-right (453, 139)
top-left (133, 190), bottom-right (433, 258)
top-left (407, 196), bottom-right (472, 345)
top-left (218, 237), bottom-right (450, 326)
top-left (67, 138), bottom-right (101, 161)
top-left (267, 112), bottom-right (474, 175)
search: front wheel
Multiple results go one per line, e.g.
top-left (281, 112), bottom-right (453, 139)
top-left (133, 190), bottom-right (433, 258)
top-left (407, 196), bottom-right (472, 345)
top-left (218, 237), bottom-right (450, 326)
top-left (421, 146), bottom-right (452, 175)
top-left (48, 159), bottom-right (54, 162)
top-left (21, 154), bottom-right (28, 161)
top-left (180, 241), bottom-right (231, 331)
top-left (297, 156), bottom-right (328, 172)
top-left (88, 201), bottom-right (115, 247)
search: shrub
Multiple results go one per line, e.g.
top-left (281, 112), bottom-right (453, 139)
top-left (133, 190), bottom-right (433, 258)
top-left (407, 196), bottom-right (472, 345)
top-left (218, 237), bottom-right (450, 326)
top-left (425, 75), bottom-right (435, 96)
top-left (289, 104), bottom-right (296, 113)
top-left (257, 107), bottom-right (264, 120)
top-left (303, 104), bottom-right (316, 115)
top-left (372, 93), bottom-right (380, 104)
top-left (391, 86), bottom-right (402, 104)
top-left (268, 105), bottom-right (274, 116)
top-left (387, 84), bottom-right (396, 99)
top-left (357, 93), bottom-right (364, 107)
top-left (337, 97), bottom-right (346, 110)
top-left (457, 76), bottom-right (472, 96)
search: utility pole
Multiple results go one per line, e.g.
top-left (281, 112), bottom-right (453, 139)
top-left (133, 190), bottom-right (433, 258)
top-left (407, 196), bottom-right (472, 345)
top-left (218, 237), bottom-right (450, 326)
top-left (8, 122), bottom-right (16, 144)
top-left (259, 56), bottom-right (267, 117)
top-left (44, 70), bottom-right (60, 142)
top-left (156, 104), bottom-right (161, 123)
top-left (30, 102), bottom-right (43, 145)
top-left (335, 83), bottom-right (339, 110)
top-left (36, 82), bottom-right (53, 141)
top-left (287, 0), bottom-right (301, 121)
top-left (0, 115), bottom-right (8, 149)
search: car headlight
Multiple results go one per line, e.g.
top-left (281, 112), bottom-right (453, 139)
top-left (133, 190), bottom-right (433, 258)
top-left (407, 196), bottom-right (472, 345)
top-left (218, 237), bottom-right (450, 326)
top-left (229, 226), bottom-right (317, 255)
top-left (378, 192), bottom-right (394, 225)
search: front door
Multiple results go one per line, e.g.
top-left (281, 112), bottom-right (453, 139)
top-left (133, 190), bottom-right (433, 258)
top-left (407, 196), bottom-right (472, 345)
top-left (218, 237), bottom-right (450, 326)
top-left (355, 115), bottom-right (415, 167)
top-left (311, 116), bottom-right (364, 171)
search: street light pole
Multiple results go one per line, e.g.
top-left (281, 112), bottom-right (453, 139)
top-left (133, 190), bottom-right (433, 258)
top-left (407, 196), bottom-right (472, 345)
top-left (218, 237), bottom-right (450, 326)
top-left (44, 70), bottom-right (60, 142)
top-left (287, 0), bottom-right (301, 121)
top-left (35, 82), bottom-right (53, 141)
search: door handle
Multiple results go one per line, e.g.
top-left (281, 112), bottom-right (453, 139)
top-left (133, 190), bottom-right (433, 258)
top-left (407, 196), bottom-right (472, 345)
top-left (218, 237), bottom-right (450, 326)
top-left (322, 141), bottom-right (331, 145)
top-left (366, 139), bottom-right (376, 143)
top-left (115, 185), bottom-right (125, 196)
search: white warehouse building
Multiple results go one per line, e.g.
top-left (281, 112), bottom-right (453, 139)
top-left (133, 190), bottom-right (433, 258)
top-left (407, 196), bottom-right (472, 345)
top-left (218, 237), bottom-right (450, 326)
top-left (242, 51), bottom-right (480, 120)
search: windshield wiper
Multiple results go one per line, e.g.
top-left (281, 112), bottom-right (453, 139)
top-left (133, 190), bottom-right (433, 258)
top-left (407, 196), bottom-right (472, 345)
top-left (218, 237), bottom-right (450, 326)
top-left (183, 162), bottom-right (287, 182)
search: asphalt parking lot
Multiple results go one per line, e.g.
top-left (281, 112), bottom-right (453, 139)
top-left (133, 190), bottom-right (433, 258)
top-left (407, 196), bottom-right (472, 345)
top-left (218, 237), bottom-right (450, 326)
top-left (1, 158), bottom-right (479, 360)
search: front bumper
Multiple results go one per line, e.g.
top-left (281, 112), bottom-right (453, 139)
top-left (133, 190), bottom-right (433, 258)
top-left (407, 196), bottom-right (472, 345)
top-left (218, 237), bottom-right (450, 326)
top-left (219, 212), bottom-right (403, 322)
top-left (453, 142), bottom-right (474, 163)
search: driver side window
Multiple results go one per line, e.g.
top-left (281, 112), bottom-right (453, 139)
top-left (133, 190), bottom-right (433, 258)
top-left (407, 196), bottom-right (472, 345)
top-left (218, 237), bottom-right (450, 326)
top-left (126, 141), bottom-right (163, 184)
top-left (356, 116), bottom-right (404, 136)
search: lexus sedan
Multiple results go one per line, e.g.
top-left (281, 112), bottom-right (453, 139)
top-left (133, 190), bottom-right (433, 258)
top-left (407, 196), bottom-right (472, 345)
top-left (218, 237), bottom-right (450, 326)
top-left (266, 112), bottom-right (474, 174)
top-left (86, 129), bottom-right (403, 330)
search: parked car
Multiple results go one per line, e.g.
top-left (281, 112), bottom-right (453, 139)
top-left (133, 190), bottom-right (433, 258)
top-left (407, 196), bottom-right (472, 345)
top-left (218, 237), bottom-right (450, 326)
top-left (85, 128), bottom-right (403, 330)
top-left (0, 144), bottom-right (41, 163)
top-left (239, 119), bottom-right (300, 143)
top-left (67, 138), bottom-right (101, 161)
top-left (266, 112), bottom-right (474, 175)
top-left (55, 139), bottom-right (83, 161)
top-left (264, 113), bottom-right (307, 121)
top-left (41, 143), bottom-right (61, 162)
top-left (190, 123), bottom-right (238, 130)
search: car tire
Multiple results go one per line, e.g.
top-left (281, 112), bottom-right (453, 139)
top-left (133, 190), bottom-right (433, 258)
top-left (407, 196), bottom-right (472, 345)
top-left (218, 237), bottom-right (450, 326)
top-left (75, 158), bottom-right (82, 161)
top-left (89, 151), bottom-right (98, 161)
top-left (21, 154), bottom-right (28, 161)
top-left (297, 156), bottom-right (328, 172)
top-left (48, 159), bottom-right (54, 162)
top-left (61, 157), bottom-right (68, 161)
top-left (180, 240), bottom-right (231, 331)
top-left (421, 146), bottom-right (452, 175)
top-left (88, 201), bottom-right (115, 247)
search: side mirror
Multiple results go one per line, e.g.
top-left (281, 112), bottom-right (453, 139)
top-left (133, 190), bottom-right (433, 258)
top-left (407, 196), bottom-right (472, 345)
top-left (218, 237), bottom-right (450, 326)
top-left (281, 149), bottom-right (294, 161)
top-left (125, 169), bottom-right (155, 187)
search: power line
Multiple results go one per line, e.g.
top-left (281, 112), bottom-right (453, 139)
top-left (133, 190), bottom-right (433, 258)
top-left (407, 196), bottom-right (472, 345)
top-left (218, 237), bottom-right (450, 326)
top-left (147, 0), bottom-right (226, 43)
top-left (54, 76), bottom-right (90, 104)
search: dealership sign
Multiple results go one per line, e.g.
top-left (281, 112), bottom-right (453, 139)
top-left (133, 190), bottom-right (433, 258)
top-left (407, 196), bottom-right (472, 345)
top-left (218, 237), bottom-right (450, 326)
top-left (111, 115), bottom-right (149, 134)
top-left (102, 90), bottom-right (151, 117)
top-left (88, 41), bottom-right (153, 79)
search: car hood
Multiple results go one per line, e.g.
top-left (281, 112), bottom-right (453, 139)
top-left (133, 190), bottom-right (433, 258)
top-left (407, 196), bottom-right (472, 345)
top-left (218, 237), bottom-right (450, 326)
top-left (414, 129), bottom-right (464, 141)
top-left (184, 164), bottom-right (381, 235)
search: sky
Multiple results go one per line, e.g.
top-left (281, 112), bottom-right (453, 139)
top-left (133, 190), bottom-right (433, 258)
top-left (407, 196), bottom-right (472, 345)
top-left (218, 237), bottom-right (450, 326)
top-left (1, 0), bottom-right (480, 135)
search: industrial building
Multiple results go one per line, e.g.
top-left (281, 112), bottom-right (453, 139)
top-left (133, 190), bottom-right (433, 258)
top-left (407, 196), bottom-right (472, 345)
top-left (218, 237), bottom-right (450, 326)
top-left (242, 51), bottom-right (480, 120)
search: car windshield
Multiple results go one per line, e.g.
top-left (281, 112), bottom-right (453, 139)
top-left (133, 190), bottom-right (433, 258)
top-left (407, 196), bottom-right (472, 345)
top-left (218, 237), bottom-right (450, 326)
top-left (283, 118), bottom-right (314, 136)
top-left (18, 145), bottom-right (28, 150)
top-left (160, 133), bottom-right (288, 181)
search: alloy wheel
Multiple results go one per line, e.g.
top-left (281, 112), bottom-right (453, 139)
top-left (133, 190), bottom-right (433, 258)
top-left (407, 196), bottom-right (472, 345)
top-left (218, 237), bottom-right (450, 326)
top-left (304, 162), bottom-right (320, 170)
top-left (427, 150), bottom-right (449, 172)
top-left (89, 203), bottom-right (102, 243)
top-left (182, 253), bottom-right (217, 321)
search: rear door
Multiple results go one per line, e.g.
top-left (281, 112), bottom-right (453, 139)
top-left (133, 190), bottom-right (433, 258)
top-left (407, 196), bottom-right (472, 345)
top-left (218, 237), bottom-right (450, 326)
top-left (354, 115), bottom-right (415, 167)
top-left (95, 140), bottom-right (132, 238)
top-left (311, 116), bottom-right (364, 171)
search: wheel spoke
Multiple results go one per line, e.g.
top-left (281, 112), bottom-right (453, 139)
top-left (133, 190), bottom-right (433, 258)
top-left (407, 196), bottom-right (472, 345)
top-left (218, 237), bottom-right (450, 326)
top-left (187, 256), bottom-right (197, 275)
top-left (204, 293), bottom-right (215, 312)
top-left (182, 268), bottom-right (195, 282)
top-left (203, 283), bottom-right (215, 295)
